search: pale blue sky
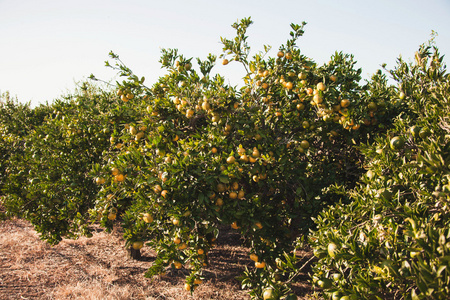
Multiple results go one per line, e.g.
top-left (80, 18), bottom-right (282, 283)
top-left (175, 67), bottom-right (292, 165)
top-left (1, 0), bottom-right (449, 107)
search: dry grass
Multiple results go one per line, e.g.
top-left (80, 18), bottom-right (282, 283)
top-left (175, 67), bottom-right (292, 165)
top-left (0, 218), bottom-right (316, 299)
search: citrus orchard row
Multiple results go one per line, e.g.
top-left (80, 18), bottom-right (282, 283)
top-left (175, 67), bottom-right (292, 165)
top-left (1, 19), bottom-right (448, 299)
top-left (88, 18), bottom-right (400, 299)
top-left (309, 39), bottom-right (450, 299)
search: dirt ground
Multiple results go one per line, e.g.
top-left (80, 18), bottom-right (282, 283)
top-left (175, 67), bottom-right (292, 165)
top-left (0, 218), bottom-right (316, 299)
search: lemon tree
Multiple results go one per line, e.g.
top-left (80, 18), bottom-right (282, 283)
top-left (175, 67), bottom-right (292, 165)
top-left (310, 38), bottom-right (450, 299)
top-left (1, 83), bottom-right (138, 244)
top-left (90, 18), bottom-right (397, 299)
top-left (0, 94), bottom-right (51, 219)
top-left (1, 17), bottom-right (426, 300)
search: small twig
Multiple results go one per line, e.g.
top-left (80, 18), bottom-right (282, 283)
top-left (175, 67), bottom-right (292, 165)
top-left (439, 117), bottom-right (450, 133)
top-left (286, 255), bottom-right (315, 284)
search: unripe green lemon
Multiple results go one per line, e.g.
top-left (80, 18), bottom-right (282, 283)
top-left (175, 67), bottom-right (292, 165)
top-left (328, 243), bottom-right (338, 258)
top-left (409, 125), bottom-right (421, 138)
top-left (390, 136), bottom-right (405, 151)
top-left (419, 127), bottom-right (431, 139)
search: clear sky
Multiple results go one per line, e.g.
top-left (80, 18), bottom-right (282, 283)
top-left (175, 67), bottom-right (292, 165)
top-left (1, 0), bottom-right (449, 107)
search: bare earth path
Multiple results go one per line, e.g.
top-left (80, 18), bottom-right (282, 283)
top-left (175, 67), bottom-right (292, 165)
top-left (0, 218), bottom-right (314, 299)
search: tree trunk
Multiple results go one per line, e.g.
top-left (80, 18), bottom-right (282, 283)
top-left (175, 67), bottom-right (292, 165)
top-left (129, 247), bottom-right (141, 260)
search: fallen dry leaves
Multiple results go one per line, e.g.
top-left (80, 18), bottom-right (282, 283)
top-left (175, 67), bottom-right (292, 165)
top-left (0, 218), bottom-right (314, 299)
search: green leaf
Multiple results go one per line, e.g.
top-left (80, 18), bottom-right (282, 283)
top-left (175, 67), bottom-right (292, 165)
top-left (219, 175), bottom-right (230, 184)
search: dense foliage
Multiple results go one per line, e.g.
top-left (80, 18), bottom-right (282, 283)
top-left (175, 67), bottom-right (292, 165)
top-left (1, 19), bottom-right (448, 299)
top-left (310, 39), bottom-right (450, 300)
top-left (0, 93), bottom-right (50, 199)
top-left (1, 84), bottom-right (137, 243)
